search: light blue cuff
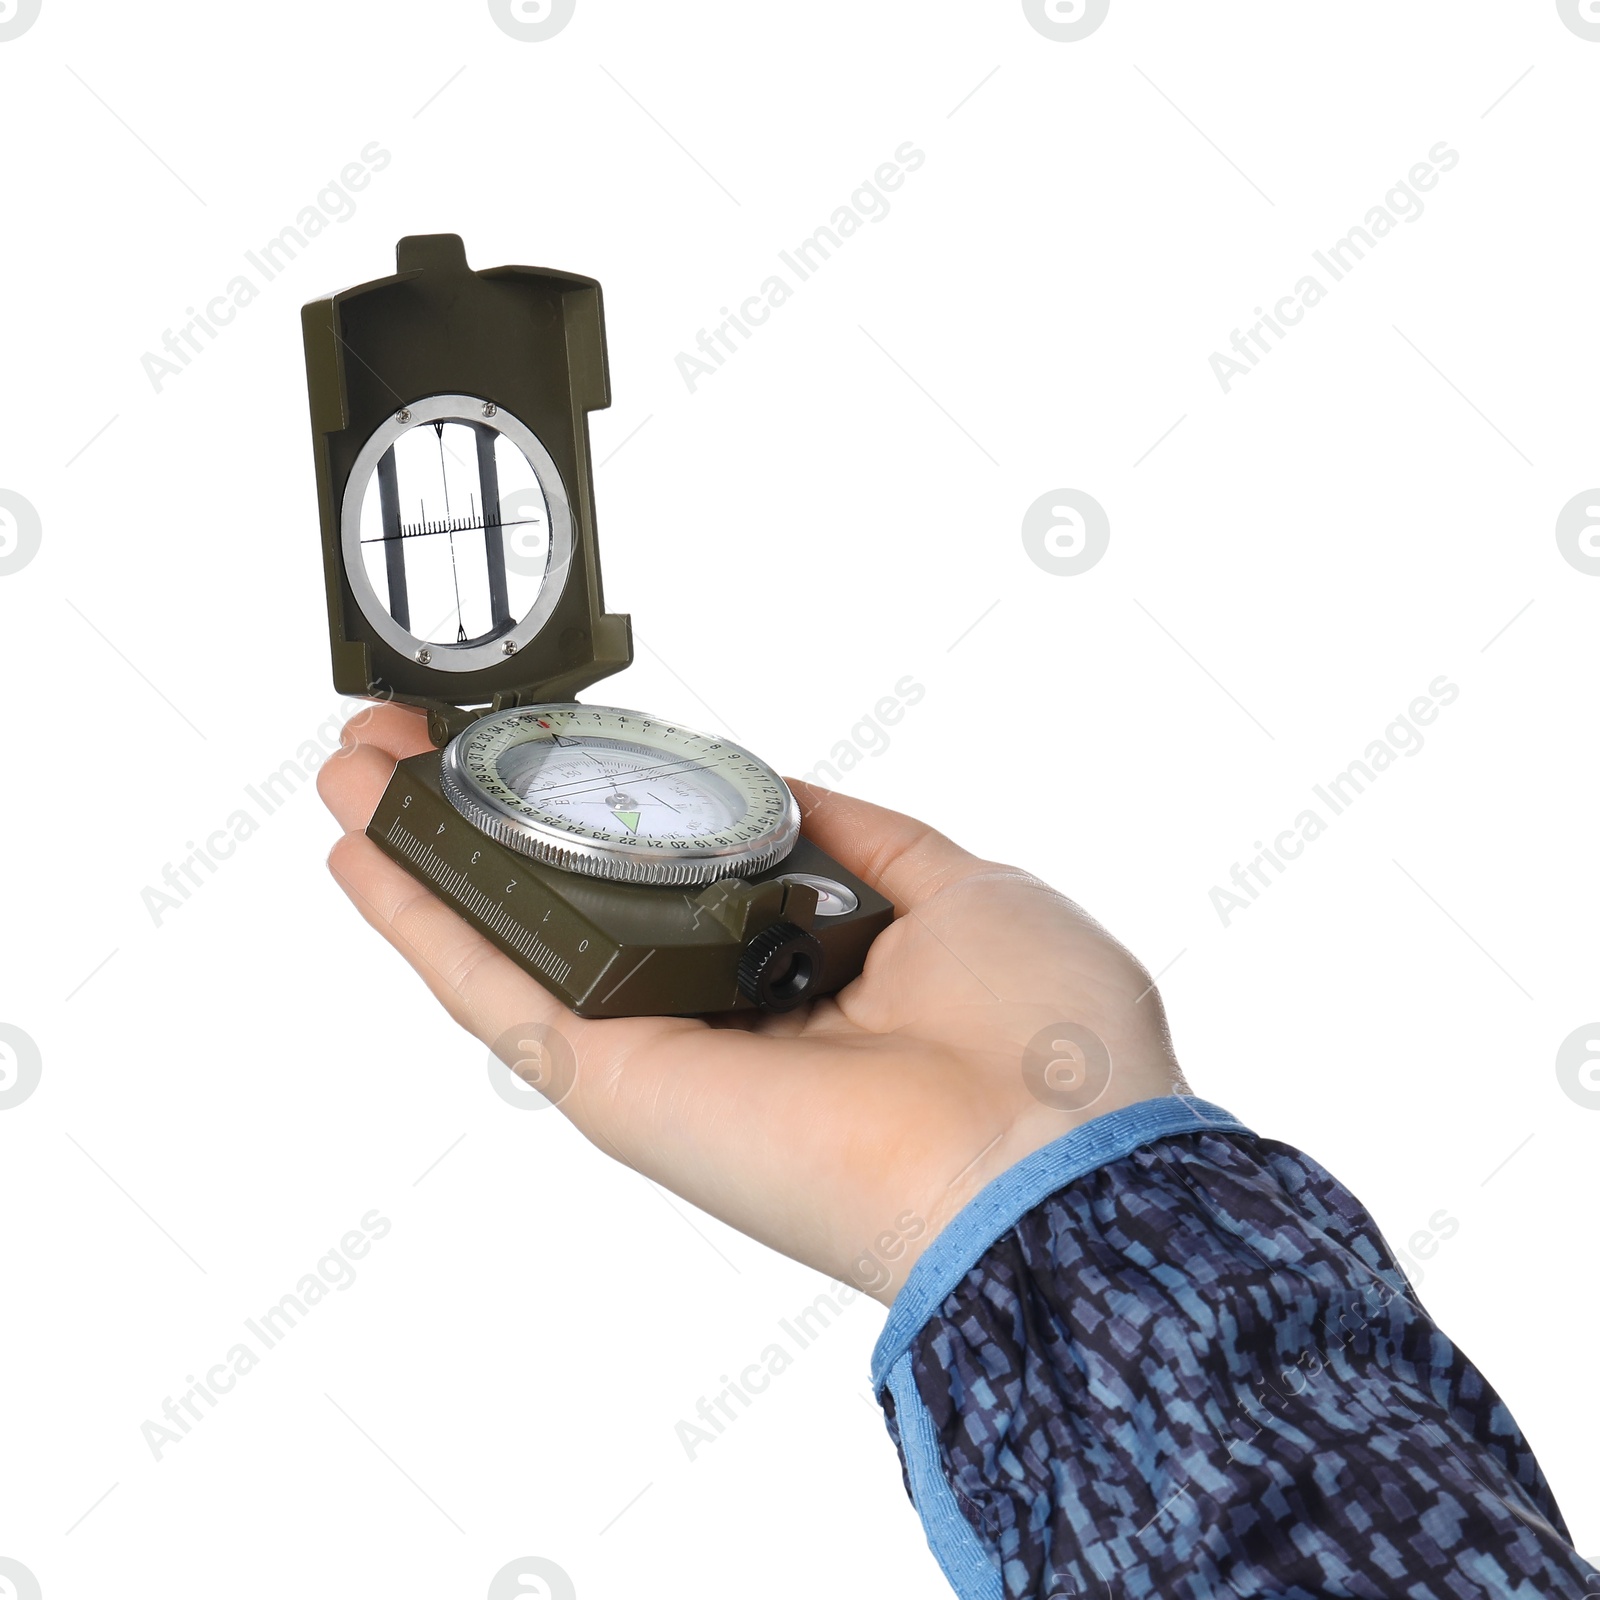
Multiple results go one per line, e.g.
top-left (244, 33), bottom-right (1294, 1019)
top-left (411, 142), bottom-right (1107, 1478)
top-left (872, 1094), bottom-right (1249, 1389)
top-left (870, 1095), bottom-right (1250, 1600)
top-left (884, 1347), bottom-right (1003, 1600)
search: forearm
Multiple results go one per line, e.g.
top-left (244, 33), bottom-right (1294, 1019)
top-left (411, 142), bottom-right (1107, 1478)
top-left (873, 1096), bottom-right (1596, 1600)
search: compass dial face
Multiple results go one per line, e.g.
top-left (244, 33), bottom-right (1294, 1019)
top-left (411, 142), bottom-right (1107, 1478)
top-left (439, 705), bottom-right (801, 886)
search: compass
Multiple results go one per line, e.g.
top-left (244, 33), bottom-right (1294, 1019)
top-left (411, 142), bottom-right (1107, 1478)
top-left (302, 235), bottom-right (892, 1017)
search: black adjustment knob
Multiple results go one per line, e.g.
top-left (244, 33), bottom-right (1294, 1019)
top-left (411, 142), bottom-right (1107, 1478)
top-left (736, 921), bottom-right (825, 1012)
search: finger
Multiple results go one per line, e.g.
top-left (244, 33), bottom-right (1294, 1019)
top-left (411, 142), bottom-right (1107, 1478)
top-left (786, 779), bottom-right (985, 914)
top-left (338, 700), bottom-right (434, 759)
top-left (317, 704), bottom-right (435, 833)
top-left (317, 741), bottom-right (407, 834)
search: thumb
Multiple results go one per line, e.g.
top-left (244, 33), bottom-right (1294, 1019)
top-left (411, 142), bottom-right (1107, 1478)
top-left (785, 779), bottom-right (985, 915)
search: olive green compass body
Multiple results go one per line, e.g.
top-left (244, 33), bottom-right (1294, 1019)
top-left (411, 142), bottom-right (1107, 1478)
top-left (302, 235), bottom-right (890, 1017)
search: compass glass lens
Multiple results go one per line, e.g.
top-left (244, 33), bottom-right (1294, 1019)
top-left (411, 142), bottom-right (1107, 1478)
top-left (496, 737), bottom-right (746, 841)
top-left (357, 416), bottom-right (551, 646)
top-left (441, 706), bottom-right (801, 884)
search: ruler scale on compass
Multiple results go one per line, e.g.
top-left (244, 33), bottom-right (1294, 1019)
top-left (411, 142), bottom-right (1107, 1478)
top-left (301, 235), bottom-right (891, 1018)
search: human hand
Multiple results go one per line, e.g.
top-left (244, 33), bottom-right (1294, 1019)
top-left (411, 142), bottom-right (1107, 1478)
top-left (318, 703), bottom-right (1188, 1303)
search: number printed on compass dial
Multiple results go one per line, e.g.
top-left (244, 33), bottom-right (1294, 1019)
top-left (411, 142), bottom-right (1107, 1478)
top-left (438, 704), bottom-right (803, 886)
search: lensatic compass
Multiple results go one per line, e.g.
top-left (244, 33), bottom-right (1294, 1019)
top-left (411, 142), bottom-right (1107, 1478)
top-left (302, 235), bottom-right (891, 1017)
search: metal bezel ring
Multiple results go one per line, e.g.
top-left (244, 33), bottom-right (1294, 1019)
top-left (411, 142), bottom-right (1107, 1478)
top-left (339, 393), bottom-right (576, 674)
top-left (438, 705), bottom-right (802, 887)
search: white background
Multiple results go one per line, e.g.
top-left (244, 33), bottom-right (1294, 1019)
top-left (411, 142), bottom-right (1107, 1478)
top-left (2, 2), bottom-right (1597, 1595)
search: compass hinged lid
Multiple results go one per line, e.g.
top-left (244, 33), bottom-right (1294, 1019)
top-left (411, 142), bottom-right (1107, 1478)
top-left (302, 234), bottom-right (632, 745)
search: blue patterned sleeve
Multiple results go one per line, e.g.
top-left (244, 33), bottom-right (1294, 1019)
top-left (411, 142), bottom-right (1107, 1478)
top-left (871, 1096), bottom-right (1597, 1600)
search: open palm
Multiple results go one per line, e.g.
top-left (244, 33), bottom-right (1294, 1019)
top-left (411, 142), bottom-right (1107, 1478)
top-left (319, 703), bottom-right (1187, 1301)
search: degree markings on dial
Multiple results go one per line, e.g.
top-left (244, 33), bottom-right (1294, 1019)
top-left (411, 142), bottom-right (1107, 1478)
top-left (464, 708), bottom-right (784, 851)
top-left (475, 733), bottom-right (765, 797)
top-left (442, 705), bottom-right (801, 884)
top-left (522, 756), bottom-right (756, 805)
